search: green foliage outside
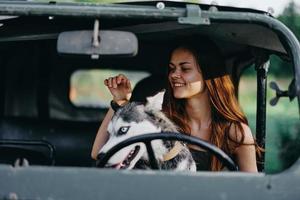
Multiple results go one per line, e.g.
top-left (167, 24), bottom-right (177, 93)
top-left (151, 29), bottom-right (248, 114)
top-left (239, 72), bottom-right (299, 174)
top-left (265, 1), bottom-right (300, 78)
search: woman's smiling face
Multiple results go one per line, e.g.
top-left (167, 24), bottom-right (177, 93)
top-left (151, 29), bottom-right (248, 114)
top-left (168, 47), bottom-right (206, 99)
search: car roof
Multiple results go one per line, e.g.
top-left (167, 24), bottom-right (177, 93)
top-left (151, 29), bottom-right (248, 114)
top-left (0, 1), bottom-right (286, 55)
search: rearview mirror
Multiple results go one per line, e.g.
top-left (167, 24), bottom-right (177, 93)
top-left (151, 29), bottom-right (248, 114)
top-left (57, 30), bottom-right (138, 57)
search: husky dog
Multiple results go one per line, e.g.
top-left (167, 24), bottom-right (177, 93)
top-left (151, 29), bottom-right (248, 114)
top-left (98, 91), bottom-right (196, 171)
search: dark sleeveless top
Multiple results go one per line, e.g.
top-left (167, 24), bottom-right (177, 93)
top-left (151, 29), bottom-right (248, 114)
top-left (189, 148), bottom-right (211, 171)
top-left (190, 148), bottom-right (237, 171)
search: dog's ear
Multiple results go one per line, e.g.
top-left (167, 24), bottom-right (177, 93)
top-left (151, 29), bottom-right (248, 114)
top-left (145, 90), bottom-right (165, 111)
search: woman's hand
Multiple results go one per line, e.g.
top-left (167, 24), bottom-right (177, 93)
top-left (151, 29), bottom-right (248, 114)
top-left (104, 74), bottom-right (132, 104)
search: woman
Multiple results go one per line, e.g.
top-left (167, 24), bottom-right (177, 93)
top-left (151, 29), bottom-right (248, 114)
top-left (91, 38), bottom-right (260, 172)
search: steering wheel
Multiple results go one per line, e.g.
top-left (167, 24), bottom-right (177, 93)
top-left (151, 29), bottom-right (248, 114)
top-left (96, 132), bottom-right (238, 171)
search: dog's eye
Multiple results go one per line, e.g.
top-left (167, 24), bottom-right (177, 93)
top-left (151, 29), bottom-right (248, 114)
top-left (118, 126), bottom-right (130, 135)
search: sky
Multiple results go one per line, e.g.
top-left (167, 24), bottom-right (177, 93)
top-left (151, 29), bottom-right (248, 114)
top-left (203, 0), bottom-right (298, 16)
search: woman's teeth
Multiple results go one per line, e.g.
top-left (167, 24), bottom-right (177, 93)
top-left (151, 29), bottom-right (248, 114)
top-left (174, 83), bottom-right (184, 87)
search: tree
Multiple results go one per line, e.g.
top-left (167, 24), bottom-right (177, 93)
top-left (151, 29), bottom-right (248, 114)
top-left (270, 0), bottom-right (300, 77)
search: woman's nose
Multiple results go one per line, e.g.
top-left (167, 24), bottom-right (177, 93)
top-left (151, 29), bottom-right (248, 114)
top-left (170, 69), bottom-right (181, 79)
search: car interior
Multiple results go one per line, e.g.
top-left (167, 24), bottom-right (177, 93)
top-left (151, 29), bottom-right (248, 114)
top-left (0, 1), bottom-right (298, 173)
top-left (1, 2), bottom-right (300, 200)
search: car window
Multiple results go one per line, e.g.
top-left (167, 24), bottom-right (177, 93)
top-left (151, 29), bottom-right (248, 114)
top-left (70, 69), bottom-right (150, 108)
top-left (239, 55), bottom-right (300, 174)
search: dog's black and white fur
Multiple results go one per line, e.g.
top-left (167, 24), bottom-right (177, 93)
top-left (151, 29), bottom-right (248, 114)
top-left (98, 91), bottom-right (196, 171)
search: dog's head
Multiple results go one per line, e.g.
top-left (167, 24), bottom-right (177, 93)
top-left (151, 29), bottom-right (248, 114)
top-left (99, 91), bottom-right (172, 169)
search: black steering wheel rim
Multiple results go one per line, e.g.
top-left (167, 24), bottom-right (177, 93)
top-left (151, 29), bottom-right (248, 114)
top-left (96, 132), bottom-right (238, 171)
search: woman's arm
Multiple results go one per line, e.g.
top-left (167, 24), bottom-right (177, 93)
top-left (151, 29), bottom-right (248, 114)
top-left (231, 123), bottom-right (258, 172)
top-left (91, 107), bottom-right (114, 160)
top-left (91, 74), bottom-right (132, 160)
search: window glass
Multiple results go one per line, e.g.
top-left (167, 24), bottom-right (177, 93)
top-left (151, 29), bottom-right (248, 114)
top-left (70, 69), bottom-right (150, 108)
top-left (239, 56), bottom-right (300, 174)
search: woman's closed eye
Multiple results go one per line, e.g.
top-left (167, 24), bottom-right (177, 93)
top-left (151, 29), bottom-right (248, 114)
top-left (168, 66), bottom-right (176, 73)
top-left (181, 67), bottom-right (191, 72)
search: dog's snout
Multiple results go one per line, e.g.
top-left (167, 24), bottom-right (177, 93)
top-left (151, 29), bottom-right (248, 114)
top-left (97, 152), bottom-right (106, 161)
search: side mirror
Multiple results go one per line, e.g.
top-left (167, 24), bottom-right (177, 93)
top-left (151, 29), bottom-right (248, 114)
top-left (57, 30), bottom-right (138, 57)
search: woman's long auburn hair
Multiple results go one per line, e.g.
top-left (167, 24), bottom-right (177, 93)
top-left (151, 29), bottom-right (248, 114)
top-left (163, 39), bottom-right (260, 171)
